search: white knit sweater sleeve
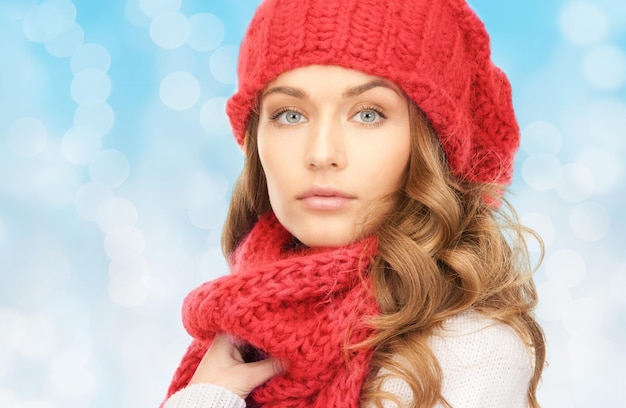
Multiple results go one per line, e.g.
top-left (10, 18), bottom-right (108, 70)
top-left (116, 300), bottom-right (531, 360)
top-left (163, 383), bottom-right (245, 408)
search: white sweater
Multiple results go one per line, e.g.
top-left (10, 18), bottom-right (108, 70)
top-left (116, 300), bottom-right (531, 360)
top-left (164, 311), bottom-right (533, 408)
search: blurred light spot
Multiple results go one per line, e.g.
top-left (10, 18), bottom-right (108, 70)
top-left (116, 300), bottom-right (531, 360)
top-left (74, 182), bottom-right (113, 221)
top-left (71, 43), bottom-right (111, 74)
top-left (45, 22), bottom-right (84, 58)
top-left (520, 212), bottom-right (555, 251)
top-left (199, 97), bottom-right (231, 136)
top-left (559, 1), bottom-right (609, 46)
top-left (125, 0), bottom-right (150, 27)
top-left (71, 69), bottom-right (111, 105)
top-left (546, 249), bottom-right (586, 288)
top-left (209, 45), bottom-right (238, 85)
top-left (521, 121), bottom-right (562, 155)
top-left (183, 170), bottom-right (229, 209)
top-left (0, 0), bottom-right (38, 20)
top-left (10, 313), bottom-right (58, 359)
top-left (585, 98), bottom-right (626, 148)
top-left (576, 147), bottom-right (623, 193)
top-left (7, 117), bottom-right (47, 157)
top-left (567, 334), bottom-right (611, 379)
top-left (36, 161), bottom-right (84, 207)
top-left (73, 102), bottom-right (115, 136)
top-left (187, 199), bottom-right (228, 230)
top-left (61, 126), bottom-right (102, 165)
top-left (536, 282), bottom-right (573, 321)
top-left (22, 0), bottom-right (76, 43)
top-left (108, 257), bottom-right (151, 307)
top-left (555, 163), bottom-right (595, 202)
top-left (583, 45), bottom-right (626, 91)
top-left (89, 149), bottom-right (130, 188)
top-left (96, 197), bottom-right (138, 234)
top-left (521, 153), bottom-right (563, 190)
top-left (48, 350), bottom-right (95, 398)
top-left (104, 226), bottom-right (146, 259)
top-left (139, 0), bottom-right (181, 19)
top-left (159, 71), bottom-right (200, 110)
top-left (609, 263), bottom-right (626, 306)
top-left (563, 293), bottom-right (609, 336)
top-left (187, 13), bottom-right (224, 52)
top-left (149, 11), bottom-right (189, 49)
top-left (570, 201), bottom-right (610, 241)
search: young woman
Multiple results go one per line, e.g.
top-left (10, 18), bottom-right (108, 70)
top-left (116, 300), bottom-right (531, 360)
top-left (162, 0), bottom-right (546, 407)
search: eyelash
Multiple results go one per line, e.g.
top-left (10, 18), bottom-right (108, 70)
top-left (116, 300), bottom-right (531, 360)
top-left (267, 105), bottom-right (388, 128)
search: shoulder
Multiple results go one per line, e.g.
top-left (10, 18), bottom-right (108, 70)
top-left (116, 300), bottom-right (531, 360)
top-left (429, 310), bottom-right (534, 407)
top-left (430, 310), bottom-right (533, 370)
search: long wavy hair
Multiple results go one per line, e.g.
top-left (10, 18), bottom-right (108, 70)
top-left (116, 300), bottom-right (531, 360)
top-left (221, 101), bottom-right (546, 407)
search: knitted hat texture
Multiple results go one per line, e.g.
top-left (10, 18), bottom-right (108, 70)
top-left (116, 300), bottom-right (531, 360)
top-left (226, 0), bottom-right (520, 185)
top-left (164, 212), bottom-right (379, 407)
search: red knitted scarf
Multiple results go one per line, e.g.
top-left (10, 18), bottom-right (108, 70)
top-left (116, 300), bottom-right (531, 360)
top-left (164, 212), bottom-right (380, 407)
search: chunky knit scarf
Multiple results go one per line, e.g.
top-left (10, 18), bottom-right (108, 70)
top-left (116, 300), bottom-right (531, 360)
top-left (164, 212), bottom-right (380, 407)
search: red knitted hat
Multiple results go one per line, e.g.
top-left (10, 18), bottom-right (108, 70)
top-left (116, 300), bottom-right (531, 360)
top-left (226, 0), bottom-right (520, 185)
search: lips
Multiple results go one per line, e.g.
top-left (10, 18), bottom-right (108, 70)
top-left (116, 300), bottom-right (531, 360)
top-left (297, 186), bottom-right (355, 211)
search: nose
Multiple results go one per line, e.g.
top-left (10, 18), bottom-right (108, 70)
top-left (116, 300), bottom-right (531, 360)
top-left (305, 120), bottom-right (346, 170)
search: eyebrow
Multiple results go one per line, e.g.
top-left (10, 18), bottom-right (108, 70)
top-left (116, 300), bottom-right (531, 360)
top-left (261, 79), bottom-right (401, 100)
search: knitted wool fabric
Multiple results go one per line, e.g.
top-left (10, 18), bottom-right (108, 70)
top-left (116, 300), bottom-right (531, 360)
top-left (164, 212), bottom-right (379, 407)
top-left (226, 0), bottom-right (519, 186)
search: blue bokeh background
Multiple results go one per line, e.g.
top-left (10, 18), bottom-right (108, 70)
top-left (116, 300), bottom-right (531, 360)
top-left (1, 0), bottom-right (625, 407)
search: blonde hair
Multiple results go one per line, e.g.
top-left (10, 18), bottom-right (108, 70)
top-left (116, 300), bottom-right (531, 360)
top-left (222, 102), bottom-right (545, 407)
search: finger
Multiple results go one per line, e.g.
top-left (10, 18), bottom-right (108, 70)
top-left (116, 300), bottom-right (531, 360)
top-left (239, 357), bottom-right (285, 389)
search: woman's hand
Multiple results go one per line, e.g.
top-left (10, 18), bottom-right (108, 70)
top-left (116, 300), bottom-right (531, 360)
top-left (189, 333), bottom-right (285, 400)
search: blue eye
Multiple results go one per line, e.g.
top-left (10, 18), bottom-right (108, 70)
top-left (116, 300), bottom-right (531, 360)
top-left (272, 109), bottom-right (307, 125)
top-left (352, 108), bottom-right (385, 125)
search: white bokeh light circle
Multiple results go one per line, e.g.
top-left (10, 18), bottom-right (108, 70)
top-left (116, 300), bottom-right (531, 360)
top-left (74, 102), bottom-right (115, 136)
top-left (139, 0), bottom-right (181, 19)
top-left (71, 69), bottom-right (112, 105)
top-left (89, 149), bottom-right (131, 188)
top-left (96, 197), bottom-right (138, 234)
top-left (45, 22), bottom-right (84, 58)
top-left (536, 282), bottom-right (573, 322)
top-left (159, 71), bottom-right (200, 110)
top-left (521, 121), bottom-right (562, 155)
top-left (47, 350), bottom-right (96, 399)
top-left (559, 1), bottom-right (609, 46)
top-left (10, 314), bottom-right (58, 359)
top-left (187, 200), bottom-right (228, 230)
top-left (149, 11), bottom-right (190, 49)
top-left (104, 226), bottom-right (146, 259)
top-left (199, 97), bottom-right (231, 136)
top-left (36, 162), bottom-right (83, 207)
top-left (22, 0), bottom-right (76, 43)
top-left (521, 154), bottom-right (563, 191)
top-left (108, 257), bottom-right (151, 308)
top-left (183, 171), bottom-right (229, 209)
top-left (586, 99), bottom-right (626, 148)
top-left (209, 45), bottom-right (239, 84)
top-left (61, 126), bottom-right (102, 165)
top-left (569, 201), bottom-right (610, 242)
top-left (74, 182), bottom-right (113, 221)
top-left (610, 263), bottom-right (626, 306)
top-left (583, 45), bottom-right (626, 91)
top-left (7, 117), bottom-right (47, 157)
top-left (520, 212), bottom-right (555, 251)
top-left (555, 163), bottom-right (595, 202)
top-left (187, 13), bottom-right (225, 51)
top-left (576, 147), bottom-right (623, 193)
top-left (71, 43), bottom-right (111, 74)
top-left (546, 249), bottom-right (586, 289)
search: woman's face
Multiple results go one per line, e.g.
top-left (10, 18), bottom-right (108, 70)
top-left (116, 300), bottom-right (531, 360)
top-left (257, 65), bottom-right (411, 247)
